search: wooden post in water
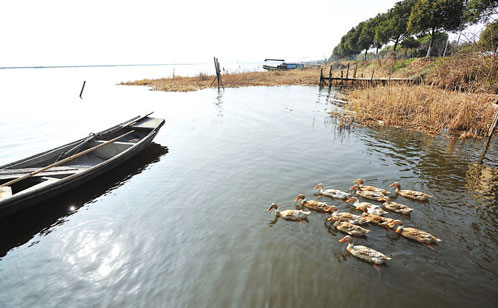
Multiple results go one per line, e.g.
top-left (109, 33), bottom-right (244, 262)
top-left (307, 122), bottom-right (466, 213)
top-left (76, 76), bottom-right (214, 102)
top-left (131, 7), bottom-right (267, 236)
top-left (212, 57), bottom-right (224, 91)
top-left (345, 63), bottom-right (350, 86)
top-left (79, 81), bottom-right (86, 98)
top-left (319, 68), bottom-right (323, 88)
top-left (340, 70), bottom-right (344, 87)
top-left (328, 65), bottom-right (333, 89)
top-left (488, 109), bottom-right (498, 137)
top-left (478, 108), bottom-right (498, 164)
top-left (353, 63), bottom-right (358, 78)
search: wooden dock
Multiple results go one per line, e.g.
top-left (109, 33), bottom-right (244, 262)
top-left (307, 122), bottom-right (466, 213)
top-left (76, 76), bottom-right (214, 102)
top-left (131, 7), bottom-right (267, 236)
top-left (319, 63), bottom-right (419, 88)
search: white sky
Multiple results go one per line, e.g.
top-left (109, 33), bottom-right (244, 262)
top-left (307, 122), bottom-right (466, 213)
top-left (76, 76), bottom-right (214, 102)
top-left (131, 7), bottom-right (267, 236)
top-left (0, 0), bottom-right (400, 66)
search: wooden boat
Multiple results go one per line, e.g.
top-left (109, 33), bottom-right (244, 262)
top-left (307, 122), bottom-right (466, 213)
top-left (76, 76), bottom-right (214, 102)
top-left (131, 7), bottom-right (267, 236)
top-left (263, 62), bottom-right (305, 71)
top-left (0, 113), bottom-right (165, 218)
top-left (263, 59), bottom-right (305, 71)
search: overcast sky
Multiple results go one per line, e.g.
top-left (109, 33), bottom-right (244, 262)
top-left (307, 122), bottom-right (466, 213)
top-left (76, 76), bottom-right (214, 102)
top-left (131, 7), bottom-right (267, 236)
top-left (0, 0), bottom-right (400, 66)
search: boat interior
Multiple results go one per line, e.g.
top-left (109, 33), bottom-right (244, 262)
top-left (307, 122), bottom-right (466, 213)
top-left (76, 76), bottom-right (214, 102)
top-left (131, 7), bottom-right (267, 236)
top-left (0, 116), bottom-right (164, 197)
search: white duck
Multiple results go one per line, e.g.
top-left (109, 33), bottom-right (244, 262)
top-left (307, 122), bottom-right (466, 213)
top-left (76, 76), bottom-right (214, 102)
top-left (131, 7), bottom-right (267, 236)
top-left (346, 197), bottom-right (387, 216)
top-left (339, 235), bottom-right (391, 265)
top-left (350, 184), bottom-right (384, 201)
top-left (379, 196), bottom-right (413, 215)
top-left (314, 183), bottom-right (350, 199)
top-left (266, 203), bottom-right (311, 221)
top-left (389, 220), bottom-right (441, 244)
top-left (361, 212), bottom-right (397, 230)
top-left (389, 182), bottom-right (431, 201)
top-left (327, 211), bottom-right (370, 225)
top-left (329, 216), bottom-right (370, 236)
top-left (295, 194), bottom-right (337, 213)
top-left (353, 179), bottom-right (389, 195)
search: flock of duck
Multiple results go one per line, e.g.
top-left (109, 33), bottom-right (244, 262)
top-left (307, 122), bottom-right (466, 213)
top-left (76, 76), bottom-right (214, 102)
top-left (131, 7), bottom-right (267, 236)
top-left (267, 179), bottom-right (441, 265)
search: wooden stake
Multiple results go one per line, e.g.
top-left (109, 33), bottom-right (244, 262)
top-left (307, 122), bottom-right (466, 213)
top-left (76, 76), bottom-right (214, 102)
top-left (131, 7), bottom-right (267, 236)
top-left (328, 65), bottom-right (333, 89)
top-left (478, 108), bottom-right (498, 164)
top-left (79, 81), bottom-right (86, 98)
top-left (213, 57), bottom-right (224, 91)
top-left (488, 108), bottom-right (498, 137)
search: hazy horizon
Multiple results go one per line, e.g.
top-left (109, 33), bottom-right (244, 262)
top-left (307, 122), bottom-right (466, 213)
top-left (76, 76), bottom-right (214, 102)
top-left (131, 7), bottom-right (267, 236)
top-left (0, 0), bottom-right (400, 67)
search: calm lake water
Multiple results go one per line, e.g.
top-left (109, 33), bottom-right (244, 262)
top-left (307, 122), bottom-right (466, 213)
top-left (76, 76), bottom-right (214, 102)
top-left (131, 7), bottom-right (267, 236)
top-left (0, 64), bottom-right (497, 308)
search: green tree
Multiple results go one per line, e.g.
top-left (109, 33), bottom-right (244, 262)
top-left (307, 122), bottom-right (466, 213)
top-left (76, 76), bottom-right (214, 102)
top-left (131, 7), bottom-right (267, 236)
top-left (400, 36), bottom-right (420, 49)
top-left (418, 32), bottom-right (449, 56)
top-left (358, 18), bottom-right (378, 59)
top-left (408, 0), bottom-right (465, 57)
top-left (333, 30), bottom-right (361, 59)
top-left (376, 0), bottom-right (417, 51)
top-left (479, 20), bottom-right (498, 50)
top-left (464, 0), bottom-right (498, 23)
top-left (369, 14), bottom-right (388, 57)
top-left (346, 23), bottom-right (365, 55)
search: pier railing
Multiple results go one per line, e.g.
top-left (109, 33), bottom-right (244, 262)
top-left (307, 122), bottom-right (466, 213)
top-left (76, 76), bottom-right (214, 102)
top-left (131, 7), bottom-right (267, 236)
top-left (319, 63), bottom-right (419, 88)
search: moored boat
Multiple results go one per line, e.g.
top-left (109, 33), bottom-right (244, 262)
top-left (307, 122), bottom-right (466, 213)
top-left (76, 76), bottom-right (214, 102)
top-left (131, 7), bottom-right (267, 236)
top-left (0, 113), bottom-right (165, 218)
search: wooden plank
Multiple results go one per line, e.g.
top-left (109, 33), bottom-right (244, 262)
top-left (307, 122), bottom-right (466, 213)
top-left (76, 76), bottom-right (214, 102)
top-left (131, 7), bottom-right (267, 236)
top-left (0, 130), bottom-right (133, 188)
top-left (0, 166), bottom-right (88, 180)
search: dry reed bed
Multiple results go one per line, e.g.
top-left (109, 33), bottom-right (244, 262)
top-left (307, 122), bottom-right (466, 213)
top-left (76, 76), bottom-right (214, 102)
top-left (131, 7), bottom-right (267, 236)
top-left (428, 53), bottom-right (498, 94)
top-left (343, 85), bottom-right (498, 138)
top-left (121, 69), bottom-right (321, 92)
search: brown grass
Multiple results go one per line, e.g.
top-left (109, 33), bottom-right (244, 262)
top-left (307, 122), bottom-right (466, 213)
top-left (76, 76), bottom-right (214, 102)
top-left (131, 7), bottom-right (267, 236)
top-left (121, 68), bottom-right (321, 92)
top-left (427, 53), bottom-right (498, 94)
top-left (343, 85), bottom-right (498, 138)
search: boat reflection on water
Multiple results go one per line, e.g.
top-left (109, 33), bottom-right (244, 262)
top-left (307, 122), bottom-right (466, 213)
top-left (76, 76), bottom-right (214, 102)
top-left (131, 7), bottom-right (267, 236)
top-left (0, 143), bottom-right (168, 257)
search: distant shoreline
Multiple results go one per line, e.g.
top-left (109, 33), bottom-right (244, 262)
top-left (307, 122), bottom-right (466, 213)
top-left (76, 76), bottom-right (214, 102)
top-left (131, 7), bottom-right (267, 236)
top-left (122, 54), bottom-right (498, 139)
top-left (0, 63), bottom-right (200, 70)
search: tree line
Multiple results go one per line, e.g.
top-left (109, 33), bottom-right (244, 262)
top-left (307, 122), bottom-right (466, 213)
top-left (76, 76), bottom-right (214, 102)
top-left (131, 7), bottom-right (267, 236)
top-left (331, 0), bottom-right (498, 60)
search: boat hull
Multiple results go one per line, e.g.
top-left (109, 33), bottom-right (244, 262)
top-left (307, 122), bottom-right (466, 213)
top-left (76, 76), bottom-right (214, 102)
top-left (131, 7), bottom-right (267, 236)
top-left (0, 115), bottom-right (165, 218)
